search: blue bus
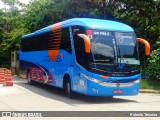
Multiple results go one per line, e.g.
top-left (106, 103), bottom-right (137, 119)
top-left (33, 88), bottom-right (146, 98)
top-left (20, 18), bottom-right (150, 98)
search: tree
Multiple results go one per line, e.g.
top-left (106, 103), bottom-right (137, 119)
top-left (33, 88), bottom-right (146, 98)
top-left (114, 0), bottom-right (160, 50)
top-left (0, 0), bottom-right (159, 69)
top-left (0, 0), bottom-right (27, 67)
top-left (146, 48), bottom-right (160, 81)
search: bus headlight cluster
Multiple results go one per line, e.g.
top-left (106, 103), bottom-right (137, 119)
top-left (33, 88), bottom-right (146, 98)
top-left (81, 74), bottom-right (140, 87)
top-left (82, 74), bottom-right (102, 84)
top-left (133, 79), bottom-right (140, 84)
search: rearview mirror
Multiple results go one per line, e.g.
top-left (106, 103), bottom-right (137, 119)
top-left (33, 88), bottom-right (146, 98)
top-left (78, 34), bottom-right (91, 53)
top-left (137, 38), bottom-right (150, 56)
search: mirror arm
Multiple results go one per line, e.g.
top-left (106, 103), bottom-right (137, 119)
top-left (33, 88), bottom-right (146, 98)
top-left (78, 34), bottom-right (91, 53)
top-left (137, 38), bottom-right (150, 56)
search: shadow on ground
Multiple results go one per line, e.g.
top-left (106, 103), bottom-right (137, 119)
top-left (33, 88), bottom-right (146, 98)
top-left (13, 77), bottom-right (138, 105)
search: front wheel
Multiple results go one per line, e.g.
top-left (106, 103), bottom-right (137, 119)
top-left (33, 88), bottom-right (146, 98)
top-left (66, 81), bottom-right (74, 99)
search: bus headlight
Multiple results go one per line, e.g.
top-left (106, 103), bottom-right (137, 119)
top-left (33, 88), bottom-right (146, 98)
top-left (82, 74), bottom-right (102, 84)
top-left (133, 79), bottom-right (140, 84)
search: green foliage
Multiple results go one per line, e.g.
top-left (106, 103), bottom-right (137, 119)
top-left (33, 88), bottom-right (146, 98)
top-left (141, 79), bottom-right (160, 90)
top-left (0, 1), bottom-right (28, 67)
top-left (146, 48), bottom-right (160, 81)
top-left (114, 0), bottom-right (160, 51)
top-left (0, 0), bottom-right (160, 77)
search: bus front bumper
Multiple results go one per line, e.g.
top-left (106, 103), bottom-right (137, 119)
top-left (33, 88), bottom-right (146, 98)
top-left (86, 80), bottom-right (140, 96)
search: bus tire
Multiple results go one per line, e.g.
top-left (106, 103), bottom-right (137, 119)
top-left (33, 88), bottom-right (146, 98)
top-left (66, 81), bottom-right (74, 99)
top-left (63, 75), bottom-right (74, 99)
top-left (27, 72), bottom-right (33, 85)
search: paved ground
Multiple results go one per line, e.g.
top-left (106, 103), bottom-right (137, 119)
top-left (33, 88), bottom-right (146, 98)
top-left (0, 77), bottom-right (160, 120)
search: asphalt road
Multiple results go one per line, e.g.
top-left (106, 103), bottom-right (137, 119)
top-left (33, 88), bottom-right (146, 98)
top-left (0, 77), bottom-right (160, 120)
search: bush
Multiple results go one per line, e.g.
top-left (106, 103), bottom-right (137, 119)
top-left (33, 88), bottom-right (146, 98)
top-left (146, 48), bottom-right (160, 81)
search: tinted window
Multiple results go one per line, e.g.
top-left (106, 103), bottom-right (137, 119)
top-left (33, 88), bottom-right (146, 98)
top-left (21, 27), bottom-right (72, 53)
top-left (21, 32), bottom-right (50, 52)
top-left (60, 27), bottom-right (72, 54)
top-left (72, 26), bottom-right (88, 69)
top-left (90, 30), bottom-right (114, 63)
top-left (115, 32), bottom-right (138, 59)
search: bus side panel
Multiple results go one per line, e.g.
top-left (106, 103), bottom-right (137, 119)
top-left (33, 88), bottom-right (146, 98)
top-left (20, 50), bottom-right (74, 88)
top-left (19, 59), bottom-right (28, 79)
top-left (20, 51), bottom-right (56, 85)
top-left (48, 49), bottom-right (74, 88)
top-left (70, 67), bottom-right (89, 94)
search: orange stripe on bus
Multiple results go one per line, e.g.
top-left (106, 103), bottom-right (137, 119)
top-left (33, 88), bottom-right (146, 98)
top-left (51, 36), bottom-right (61, 38)
top-left (50, 32), bottom-right (62, 35)
top-left (48, 50), bottom-right (59, 61)
top-left (51, 22), bottom-right (62, 31)
top-left (49, 37), bottom-right (61, 40)
top-left (49, 41), bottom-right (61, 44)
top-left (48, 42), bottom-right (60, 45)
top-left (51, 38), bottom-right (61, 40)
top-left (49, 36), bottom-right (61, 40)
top-left (49, 44), bottom-right (60, 47)
top-left (48, 22), bottom-right (62, 62)
top-left (50, 33), bottom-right (62, 36)
top-left (51, 30), bottom-right (61, 33)
top-left (49, 43), bottom-right (60, 45)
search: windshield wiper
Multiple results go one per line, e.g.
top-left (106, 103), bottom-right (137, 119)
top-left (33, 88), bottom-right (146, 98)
top-left (118, 48), bottom-right (126, 65)
top-left (113, 50), bottom-right (118, 65)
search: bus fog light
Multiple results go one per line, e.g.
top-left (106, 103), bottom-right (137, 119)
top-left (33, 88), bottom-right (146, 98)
top-left (92, 88), bottom-right (98, 93)
top-left (79, 80), bottom-right (85, 86)
top-left (134, 88), bottom-right (139, 93)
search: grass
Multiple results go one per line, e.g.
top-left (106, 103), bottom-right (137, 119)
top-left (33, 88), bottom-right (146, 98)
top-left (141, 79), bottom-right (160, 90)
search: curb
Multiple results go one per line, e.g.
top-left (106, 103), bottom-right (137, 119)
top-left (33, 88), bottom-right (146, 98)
top-left (140, 89), bottom-right (160, 94)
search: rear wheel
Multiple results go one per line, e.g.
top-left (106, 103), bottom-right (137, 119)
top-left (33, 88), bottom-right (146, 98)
top-left (27, 72), bottom-right (33, 85)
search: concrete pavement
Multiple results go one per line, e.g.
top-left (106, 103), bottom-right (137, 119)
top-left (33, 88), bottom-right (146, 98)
top-left (0, 77), bottom-right (159, 120)
top-left (140, 89), bottom-right (160, 94)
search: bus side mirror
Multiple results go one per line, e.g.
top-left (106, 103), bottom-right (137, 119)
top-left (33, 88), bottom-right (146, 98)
top-left (78, 34), bottom-right (91, 53)
top-left (137, 38), bottom-right (150, 56)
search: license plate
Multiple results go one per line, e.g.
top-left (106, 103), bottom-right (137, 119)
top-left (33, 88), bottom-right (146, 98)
top-left (114, 90), bottom-right (122, 94)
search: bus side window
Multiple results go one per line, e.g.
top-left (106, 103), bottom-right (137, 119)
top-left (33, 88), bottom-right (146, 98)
top-left (72, 26), bottom-right (88, 69)
top-left (21, 32), bottom-right (49, 52)
top-left (60, 27), bottom-right (72, 54)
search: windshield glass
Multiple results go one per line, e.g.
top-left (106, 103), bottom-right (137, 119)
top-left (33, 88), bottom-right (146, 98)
top-left (87, 30), bottom-right (139, 65)
top-left (89, 30), bottom-right (115, 64)
top-left (72, 27), bottom-right (140, 77)
top-left (86, 29), bottom-right (140, 76)
top-left (115, 32), bottom-right (139, 65)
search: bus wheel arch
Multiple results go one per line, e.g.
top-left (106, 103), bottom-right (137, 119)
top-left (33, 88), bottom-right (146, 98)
top-left (63, 74), bottom-right (74, 99)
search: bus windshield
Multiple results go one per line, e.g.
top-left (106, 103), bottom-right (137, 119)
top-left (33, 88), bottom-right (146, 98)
top-left (72, 27), bottom-right (140, 76)
top-left (115, 32), bottom-right (139, 65)
top-left (89, 30), bottom-right (115, 64)
top-left (88, 30), bottom-right (139, 65)
top-left (86, 29), bottom-right (140, 76)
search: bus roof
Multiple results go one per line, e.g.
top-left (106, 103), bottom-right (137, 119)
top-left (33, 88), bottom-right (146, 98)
top-left (22, 18), bottom-right (134, 38)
